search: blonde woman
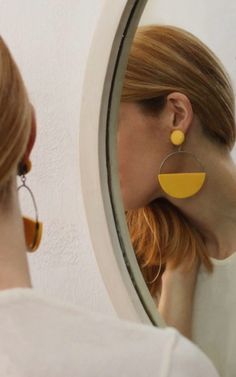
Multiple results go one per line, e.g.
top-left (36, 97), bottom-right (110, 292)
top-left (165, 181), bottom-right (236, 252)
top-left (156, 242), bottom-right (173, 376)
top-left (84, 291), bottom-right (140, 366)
top-left (0, 36), bottom-right (219, 376)
top-left (119, 25), bottom-right (236, 375)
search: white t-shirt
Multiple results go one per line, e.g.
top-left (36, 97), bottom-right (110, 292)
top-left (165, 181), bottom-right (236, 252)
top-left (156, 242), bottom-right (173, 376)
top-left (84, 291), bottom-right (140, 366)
top-left (0, 288), bottom-right (218, 377)
top-left (193, 252), bottom-right (236, 377)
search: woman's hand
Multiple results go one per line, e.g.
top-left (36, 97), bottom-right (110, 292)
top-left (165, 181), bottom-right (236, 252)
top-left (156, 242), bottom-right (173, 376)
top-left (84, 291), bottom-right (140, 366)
top-left (158, 259), bottom-right (199, 339)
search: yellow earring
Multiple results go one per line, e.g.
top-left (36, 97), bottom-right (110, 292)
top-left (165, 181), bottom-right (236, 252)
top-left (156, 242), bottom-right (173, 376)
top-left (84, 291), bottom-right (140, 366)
top-left (22, 217), bottom-right (43, 252)
top-left (157, 130), bottom-right (206, 199)
top-left (170, 130), bottom-right (185, 145)
top-left (18, 160), bottom-right (43, 252)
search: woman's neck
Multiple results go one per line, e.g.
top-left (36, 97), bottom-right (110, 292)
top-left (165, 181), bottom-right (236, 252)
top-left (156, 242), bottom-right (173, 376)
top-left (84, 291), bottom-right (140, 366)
top-left (0, 186), bottom-right (31, 291)
top-left (168, 151), bottom-right (236, 260)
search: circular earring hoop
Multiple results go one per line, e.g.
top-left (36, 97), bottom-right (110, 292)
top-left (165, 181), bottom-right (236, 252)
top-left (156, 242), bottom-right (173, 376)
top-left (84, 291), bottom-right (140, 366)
top-left (17, 174), bottom-right (42, 252)
top-left (142, 211), bottom-right (162, 284)
top-left (158, 150), bottom-right (206, 199)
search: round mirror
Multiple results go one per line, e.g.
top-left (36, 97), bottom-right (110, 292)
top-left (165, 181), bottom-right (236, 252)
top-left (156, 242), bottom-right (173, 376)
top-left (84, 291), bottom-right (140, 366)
top-left (79, 0), bottom-right (159, 324)
top-left (80, 1), bottom-right (236, 376)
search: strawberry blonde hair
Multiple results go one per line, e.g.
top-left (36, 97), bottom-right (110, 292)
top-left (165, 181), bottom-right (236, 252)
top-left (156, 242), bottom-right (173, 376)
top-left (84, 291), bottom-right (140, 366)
top-left (121, 25), bottom-right (235, 297)
top-left (0, 37), bottom-right (32, 206)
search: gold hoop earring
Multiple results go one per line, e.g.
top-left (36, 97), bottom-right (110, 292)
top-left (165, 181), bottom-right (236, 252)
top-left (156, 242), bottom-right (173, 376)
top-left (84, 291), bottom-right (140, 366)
top-left (142, 211), bottom-right (162, 284)
top-left (17, 161), bottom-right (43, 252)
top-left (158, 130), bottom-right (206, 199)
top-left (147, 260), bottom-right (162, 284)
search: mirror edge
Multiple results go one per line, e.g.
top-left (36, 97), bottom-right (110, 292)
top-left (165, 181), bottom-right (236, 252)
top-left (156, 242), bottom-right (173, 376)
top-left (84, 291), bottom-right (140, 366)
top-left (79, 0), bottom-right (157, 324)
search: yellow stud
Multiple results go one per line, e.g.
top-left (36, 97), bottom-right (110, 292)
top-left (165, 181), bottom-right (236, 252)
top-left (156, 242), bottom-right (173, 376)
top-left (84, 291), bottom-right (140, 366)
top-left (170, 130), bottom-right (185, 146)
top-left (24, 160), bottom-right (32, 174)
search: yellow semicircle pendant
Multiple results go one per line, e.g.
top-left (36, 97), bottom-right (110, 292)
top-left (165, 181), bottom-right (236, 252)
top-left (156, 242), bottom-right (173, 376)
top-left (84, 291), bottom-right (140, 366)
top-left (23, 216), bottom-right (43, 252)
top-left (158, 172), bottom-right (206, 199)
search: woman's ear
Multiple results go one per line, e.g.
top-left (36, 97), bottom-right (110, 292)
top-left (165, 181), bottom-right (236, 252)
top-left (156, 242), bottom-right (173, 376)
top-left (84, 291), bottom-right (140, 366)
top-left (23, 105), bottom-right (37, 163)
top-left (166, 92), bottom-right (193, 134)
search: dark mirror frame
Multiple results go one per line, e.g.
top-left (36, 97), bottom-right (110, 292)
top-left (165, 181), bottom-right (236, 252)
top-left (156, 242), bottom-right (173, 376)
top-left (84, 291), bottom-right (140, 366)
top-left (102, 0), bottom-right (165, 326)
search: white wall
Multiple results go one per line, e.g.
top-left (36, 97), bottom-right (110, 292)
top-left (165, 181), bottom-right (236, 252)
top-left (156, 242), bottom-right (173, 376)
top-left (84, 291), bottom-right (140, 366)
top-left (140, 0), bottom-right (236, 86)
top-left (0, 0), bottom-right (116, 315)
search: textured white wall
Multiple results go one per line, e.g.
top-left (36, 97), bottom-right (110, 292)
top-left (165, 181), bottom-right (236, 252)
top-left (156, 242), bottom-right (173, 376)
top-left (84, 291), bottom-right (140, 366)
top-left (0, 0), bottom-right (116, 315)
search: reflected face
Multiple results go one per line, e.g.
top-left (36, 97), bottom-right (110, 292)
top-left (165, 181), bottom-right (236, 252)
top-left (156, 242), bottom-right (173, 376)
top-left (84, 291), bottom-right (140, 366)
top-left (118, 102), bottom-right (168, 210)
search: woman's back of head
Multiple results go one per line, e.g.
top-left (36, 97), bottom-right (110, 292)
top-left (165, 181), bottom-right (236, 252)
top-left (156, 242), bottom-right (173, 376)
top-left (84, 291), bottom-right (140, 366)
top-left (0, 37), bottom-right (32, 206)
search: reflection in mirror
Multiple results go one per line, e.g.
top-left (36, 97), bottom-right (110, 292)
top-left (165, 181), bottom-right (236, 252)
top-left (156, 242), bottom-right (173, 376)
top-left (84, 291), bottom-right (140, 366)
top-left (116, 2), bottom-right (236, 376)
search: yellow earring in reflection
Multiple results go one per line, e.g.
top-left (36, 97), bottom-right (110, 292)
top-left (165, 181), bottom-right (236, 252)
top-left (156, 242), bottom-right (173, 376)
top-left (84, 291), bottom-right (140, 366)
top-left (17, 160), bottom-right (43, 252)
top-left (170, 129), bottom-right (185, 146)
top-left (158, 130), bottom-right (206, 199)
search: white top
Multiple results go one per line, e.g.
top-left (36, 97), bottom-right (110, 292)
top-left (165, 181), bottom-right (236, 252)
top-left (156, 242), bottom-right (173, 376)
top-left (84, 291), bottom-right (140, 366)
top-left (192, 252), bottom-right (236, 377)
top-left (0, 288), bottom-right (218, 377)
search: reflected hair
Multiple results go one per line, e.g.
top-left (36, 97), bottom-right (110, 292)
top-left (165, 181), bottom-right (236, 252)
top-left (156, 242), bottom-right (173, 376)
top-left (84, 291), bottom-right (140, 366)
top-left (121, 25), bottom-right (236, 297)
top-left (0, 37), bottom-right (32, 207)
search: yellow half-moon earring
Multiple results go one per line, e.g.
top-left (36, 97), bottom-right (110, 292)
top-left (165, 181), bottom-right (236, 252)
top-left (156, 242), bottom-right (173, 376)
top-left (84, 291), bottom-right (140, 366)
top-left (17, 160), bottom-right (43, 252)
top-left (158, 130), bottom-right (206, 199)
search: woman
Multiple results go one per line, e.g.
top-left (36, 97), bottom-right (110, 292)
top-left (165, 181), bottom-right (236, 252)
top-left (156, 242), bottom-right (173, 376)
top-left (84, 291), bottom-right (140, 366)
top-left (0, 35), bottom-right (219, 376)
top-left (119, 25), bottom-right (236, 375)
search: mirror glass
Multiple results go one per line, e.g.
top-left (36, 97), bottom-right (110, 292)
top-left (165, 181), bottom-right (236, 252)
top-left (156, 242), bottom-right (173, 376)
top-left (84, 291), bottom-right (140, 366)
top-left (108, 0), bottom-right (236, 376)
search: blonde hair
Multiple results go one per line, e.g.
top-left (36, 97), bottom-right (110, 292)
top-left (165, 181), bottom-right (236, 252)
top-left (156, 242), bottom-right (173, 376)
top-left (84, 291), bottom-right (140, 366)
top-left (0, 37), bottom-right (32, 206)
top-left (122, 25), bottom-right (236, 297)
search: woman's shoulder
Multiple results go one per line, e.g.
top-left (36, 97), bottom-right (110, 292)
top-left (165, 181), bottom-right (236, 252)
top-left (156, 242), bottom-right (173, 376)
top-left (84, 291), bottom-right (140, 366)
top-left (0, 286), bottom-right (175, 344)
top-left (0, 287), bottom-right (218, 377)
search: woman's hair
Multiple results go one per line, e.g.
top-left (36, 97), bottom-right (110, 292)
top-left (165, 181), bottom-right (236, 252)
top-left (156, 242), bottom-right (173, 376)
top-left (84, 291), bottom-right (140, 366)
top-left (0, 37), bottom-right (32, 206)
top-left (122, 25), bottom-right (236, 297)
